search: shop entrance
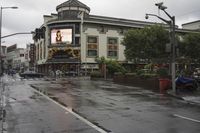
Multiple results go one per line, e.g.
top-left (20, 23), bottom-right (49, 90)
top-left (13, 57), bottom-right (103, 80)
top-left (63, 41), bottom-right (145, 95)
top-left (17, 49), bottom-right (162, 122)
top-left (49, 63), bottom-right (80, 76)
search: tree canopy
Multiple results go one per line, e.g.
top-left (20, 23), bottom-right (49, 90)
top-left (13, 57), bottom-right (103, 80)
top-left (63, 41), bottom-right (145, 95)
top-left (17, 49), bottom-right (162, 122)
top-left (95, 56), bottom-right (126, 75)
top-left (122, 25), bottom-right (170, 62)
top-left (179, 32), bottom-right (200, 62)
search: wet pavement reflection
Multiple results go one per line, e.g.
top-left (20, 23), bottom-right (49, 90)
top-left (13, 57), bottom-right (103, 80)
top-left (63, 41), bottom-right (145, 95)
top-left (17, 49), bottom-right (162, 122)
top-left (31, 78), bottom-right (200, 133)
top-left (1, 75), bottom-right (99, 133)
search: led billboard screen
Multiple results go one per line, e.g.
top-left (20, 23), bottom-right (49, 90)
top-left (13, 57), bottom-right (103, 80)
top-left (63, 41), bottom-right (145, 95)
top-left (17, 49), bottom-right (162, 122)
top-left (51, 28), bottom-right (72, 45)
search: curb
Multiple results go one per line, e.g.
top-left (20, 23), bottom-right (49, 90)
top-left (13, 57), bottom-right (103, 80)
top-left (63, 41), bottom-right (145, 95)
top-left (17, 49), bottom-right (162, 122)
top-left (166, 92), bottom-right (184, 100)
top-left (167, 91), bottom-right (200, 106)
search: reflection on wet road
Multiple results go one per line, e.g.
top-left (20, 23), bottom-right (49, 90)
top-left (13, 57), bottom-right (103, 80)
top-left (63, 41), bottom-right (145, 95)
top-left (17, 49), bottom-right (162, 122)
top-left (2, 75), bottom-right (99, 133)
top-left (32, 78), bottom-right (200, 133)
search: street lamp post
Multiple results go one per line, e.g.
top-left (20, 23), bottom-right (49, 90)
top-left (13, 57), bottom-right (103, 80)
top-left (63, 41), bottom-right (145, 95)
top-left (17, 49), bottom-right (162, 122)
top-left (0, 6), bottom-right (18, 76)
top-left (146, 2), bottom-right (176, 93)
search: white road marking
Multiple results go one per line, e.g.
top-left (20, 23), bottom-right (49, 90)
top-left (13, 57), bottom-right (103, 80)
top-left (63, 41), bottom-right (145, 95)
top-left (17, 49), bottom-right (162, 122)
top-left (173, 114), bottom-right (200, 123)
top-left (32, 88), bottom-right (108, 133)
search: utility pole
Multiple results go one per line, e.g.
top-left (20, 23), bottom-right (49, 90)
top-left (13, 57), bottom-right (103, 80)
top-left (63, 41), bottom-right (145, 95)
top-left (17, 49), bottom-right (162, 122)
top-left (146, 2), bottom-right (176, 93)
top-left (171, 16), bottom-right (176, 93)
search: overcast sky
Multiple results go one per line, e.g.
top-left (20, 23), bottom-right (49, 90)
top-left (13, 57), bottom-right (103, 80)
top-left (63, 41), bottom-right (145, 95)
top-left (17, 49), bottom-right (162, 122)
top-left (1, 0), bottom-right (200, 48)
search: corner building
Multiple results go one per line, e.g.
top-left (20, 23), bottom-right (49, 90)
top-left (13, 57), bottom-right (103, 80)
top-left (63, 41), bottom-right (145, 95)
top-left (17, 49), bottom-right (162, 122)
top-left (33, 0), bottom-right (162, 75)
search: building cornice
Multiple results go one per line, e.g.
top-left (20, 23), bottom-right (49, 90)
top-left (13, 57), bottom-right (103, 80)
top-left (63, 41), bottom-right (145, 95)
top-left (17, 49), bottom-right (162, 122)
top-left (46, 19), bottom-right (157, 29)
top-left (89, 15), bottom-right (157, 26)
top-left (42, 14), bottom-right (200, 34)
top-left (182, 20), bottom-right (200, 26)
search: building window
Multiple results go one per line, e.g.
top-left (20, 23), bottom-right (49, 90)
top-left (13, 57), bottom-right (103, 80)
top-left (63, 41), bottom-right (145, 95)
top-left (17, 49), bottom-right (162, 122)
top-left (20, 54), bottom-right (24, 57)
top-left (108, 51), bottom-right (117, 57)
top-left (88, 36), bottom-right (97, 43)
top-left (87, 36), bottom-right (98, 57)
top-left (75, 24), bottom-right (80, 34)
top-left (75, 37), bottom-right (80, 46)
top-left (88, 50), bottom-right (97, 56)
top-left (107, 37), bottom-right (118, 58)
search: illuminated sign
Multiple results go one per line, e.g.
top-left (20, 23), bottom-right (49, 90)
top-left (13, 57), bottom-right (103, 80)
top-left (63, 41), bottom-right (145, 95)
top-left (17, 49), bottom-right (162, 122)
top-left (51, 28), bottom-right (72, 45)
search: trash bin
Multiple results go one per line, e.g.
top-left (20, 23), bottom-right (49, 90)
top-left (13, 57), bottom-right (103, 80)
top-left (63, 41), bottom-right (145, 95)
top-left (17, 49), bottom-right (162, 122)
top-left (159, 78), bottom-right (170, 93)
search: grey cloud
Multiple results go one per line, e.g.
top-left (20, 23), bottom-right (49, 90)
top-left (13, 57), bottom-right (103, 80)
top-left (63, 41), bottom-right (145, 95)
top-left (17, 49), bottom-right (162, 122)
top-left (1, 0), bottom-right (200, 48)
top-left (2, 9), bottom-right (43, 32)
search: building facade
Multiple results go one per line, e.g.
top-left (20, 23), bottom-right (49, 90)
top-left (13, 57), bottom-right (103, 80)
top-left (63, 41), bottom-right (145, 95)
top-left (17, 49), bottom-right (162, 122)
top-left (182, 20), bottom-right (200, 30)
top-left (5, 44), bottom-right (30, 72)
top-left (1, 46), bottom-right (7, 73)
top-left (33, 0), bottom-right (160, 75)
top-left (33, 0), bottom-right (199, 75)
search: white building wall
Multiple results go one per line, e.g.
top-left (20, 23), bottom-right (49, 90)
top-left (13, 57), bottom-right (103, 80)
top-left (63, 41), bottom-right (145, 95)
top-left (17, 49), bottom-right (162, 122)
top-left (182, 21), bottom-right (200, 30)
top-left (6, 48), bottom-right (30, 71)
top-left (99, 32), bottom-right (108, 58)
top-left (82, 26), bottom-right (126, 63)
top-left (6, 51), bottom-right (15, 61)
top-left (83, 27), bottom-right (105, 63)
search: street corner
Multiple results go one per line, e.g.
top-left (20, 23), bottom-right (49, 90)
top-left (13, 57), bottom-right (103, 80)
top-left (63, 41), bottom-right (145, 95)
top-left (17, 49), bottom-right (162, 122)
top-left (182, 96), bottom-right (200, 106)
top-left (166, 90), bottom-right (184, 100)
top-left (167, 89), bottom-right (200, 106)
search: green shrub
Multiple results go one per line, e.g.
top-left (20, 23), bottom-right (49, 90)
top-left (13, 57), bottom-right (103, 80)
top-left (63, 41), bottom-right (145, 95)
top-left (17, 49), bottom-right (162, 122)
top-left (90, 71), bottom-right (104, 78)
top-left (140, 73), bottom-right (157, 79)
top-left (136, 69), bottom-right (144, 76)
top-left (125, 73), bottom-right (137, 76)
top-left (114, 72), bottom-right (124, 75)
top-left (157, 68), bottom-right (168, 77)
top-left (136, 69), bottom-right (151, 75)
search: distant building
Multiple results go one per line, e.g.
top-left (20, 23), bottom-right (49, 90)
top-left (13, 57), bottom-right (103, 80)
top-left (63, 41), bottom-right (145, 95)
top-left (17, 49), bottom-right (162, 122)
top-left (1, 45), bottom-right (7, 72)
top-left (5, 44), bottom-right (30, 72)
top-left (1, 46), bottom-right (7, 56)
top-left (182, 20), bottom-right (200, 30)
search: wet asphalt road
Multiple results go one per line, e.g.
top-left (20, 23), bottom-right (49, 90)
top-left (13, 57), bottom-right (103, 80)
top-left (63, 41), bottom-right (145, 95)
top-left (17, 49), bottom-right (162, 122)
top-left (1, 75), bottom-right (99, 133)
top-left (1, 75), bottom-right (200, 133)
top-left (32, 78), bottom-right (200, 133)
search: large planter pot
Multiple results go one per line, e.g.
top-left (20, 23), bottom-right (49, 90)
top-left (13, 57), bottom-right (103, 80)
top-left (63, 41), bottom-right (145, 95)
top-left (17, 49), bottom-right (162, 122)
top-left (159, 78), bottom-right (171, 93)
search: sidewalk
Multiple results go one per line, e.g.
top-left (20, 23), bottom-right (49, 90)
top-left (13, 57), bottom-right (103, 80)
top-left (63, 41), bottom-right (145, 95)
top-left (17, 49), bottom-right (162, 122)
top-left (167, 89), bottom-right (200, 105)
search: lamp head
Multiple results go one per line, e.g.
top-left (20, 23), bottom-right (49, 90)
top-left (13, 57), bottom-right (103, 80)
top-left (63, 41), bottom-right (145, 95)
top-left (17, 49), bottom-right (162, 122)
top-left (11, 7), bottom-right (18, 9)
top-left (155, 2), bottom-right (163, 7)
top-left (155, 2), bottom-right (167, 10)
top-left (160, 6), bottom-right (167, 10)
top-left (31, 31), bottom-right (35, 34)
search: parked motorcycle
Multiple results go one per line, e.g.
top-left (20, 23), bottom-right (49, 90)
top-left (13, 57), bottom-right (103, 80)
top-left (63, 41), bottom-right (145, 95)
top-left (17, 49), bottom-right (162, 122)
top-left (176, 76), bottom-right (199, 92)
